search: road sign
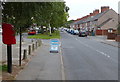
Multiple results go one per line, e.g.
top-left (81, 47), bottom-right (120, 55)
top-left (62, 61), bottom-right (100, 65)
top-left (50, 39), bottom-right (59, 53)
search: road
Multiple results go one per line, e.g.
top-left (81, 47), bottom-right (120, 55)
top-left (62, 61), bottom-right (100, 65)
top-left (60, 31), bottom-right (118, 80)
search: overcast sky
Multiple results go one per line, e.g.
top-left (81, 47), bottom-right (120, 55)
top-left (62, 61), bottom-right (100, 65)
top-left (64, 0), bottom-right (120, 20)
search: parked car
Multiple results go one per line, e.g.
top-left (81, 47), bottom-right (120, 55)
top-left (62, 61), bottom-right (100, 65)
top-left (66, 29), bottom-right (70, 33)
top-left (28, 30), bottom-right (36, 35)
top-left (74, 30), bottom-right (79, 35)
top-left (78, 31), bottom-right (87, 37)
top-left (70, 29), bottom-right (75, 34)
top-left (63, 28), bottom-right (67, 31)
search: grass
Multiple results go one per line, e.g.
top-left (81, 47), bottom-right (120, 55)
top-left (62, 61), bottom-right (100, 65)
top-left (0, 65), bottom-right (7, 72)
top-left (28, 31), bottom-right (60, 39)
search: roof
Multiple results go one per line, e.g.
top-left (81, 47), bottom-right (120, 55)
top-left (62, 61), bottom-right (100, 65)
top-left (98, 18), bottom-right (112, 27)
top-left (73, 18), bottom-right (87, 25)
top-left (74, 9), bottom-right (111, 25)
top-left (86, 9), bottom-right (110, 22)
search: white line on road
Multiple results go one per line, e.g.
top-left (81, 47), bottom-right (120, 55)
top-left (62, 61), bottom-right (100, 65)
top-left (75, 37), bottom-right (111, 59)
top-left (75, 38), bottom-right (78, 40)
top-left (60, 53), bottom-right (66, 80)
top-left (59, 41), bottom-right (66, 80)
top-left (65, 32), bottom-right (111, 59)
top-left (96, 50), bottom-right (110, 58)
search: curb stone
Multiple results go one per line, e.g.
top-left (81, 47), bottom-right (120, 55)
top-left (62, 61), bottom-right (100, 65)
top-left (101, 41), bottom-right (120, 48)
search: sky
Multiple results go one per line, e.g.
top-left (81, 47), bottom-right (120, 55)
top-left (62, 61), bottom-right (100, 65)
top-left (64, 0), bottom-right (120, 20)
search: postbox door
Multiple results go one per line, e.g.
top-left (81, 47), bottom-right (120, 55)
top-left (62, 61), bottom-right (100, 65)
top-left (2, 23), bottom-right (16, 45)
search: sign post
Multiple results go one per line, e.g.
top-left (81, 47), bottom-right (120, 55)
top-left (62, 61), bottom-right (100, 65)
top-left (7, 45), bottom-right (12, 73)
top-left (19, 27), bottom-right (22, 66)
top-left (2, 23), bottom-right (16, 73)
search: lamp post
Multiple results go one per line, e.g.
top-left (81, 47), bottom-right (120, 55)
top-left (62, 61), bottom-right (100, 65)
top-left (19, 27), bottom-right (22, 66)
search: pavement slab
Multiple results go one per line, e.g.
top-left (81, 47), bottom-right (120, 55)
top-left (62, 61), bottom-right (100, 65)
top-left (88, 36), bottom-right (120, 48)
top-left (2, 41), bottom-right (35, 65)
top-left (16, 40), bottom-right (63, 80)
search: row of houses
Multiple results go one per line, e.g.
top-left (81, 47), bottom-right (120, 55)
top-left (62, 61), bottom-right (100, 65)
top-left (70, 6), bottom-right (118, 35)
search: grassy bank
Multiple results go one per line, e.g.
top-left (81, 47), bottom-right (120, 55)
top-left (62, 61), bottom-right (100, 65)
top-left (0, 65), bottom-right (7, 72)
top-left (28, 31), bottom-right (60, 39)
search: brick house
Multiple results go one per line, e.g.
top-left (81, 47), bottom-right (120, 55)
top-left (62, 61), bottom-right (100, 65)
top-left (89, 7), bottom-right (118, 35)
top-left (115, 14), bottom-right (120, 42)
top-left (71, 6), bottom-right (118, 36)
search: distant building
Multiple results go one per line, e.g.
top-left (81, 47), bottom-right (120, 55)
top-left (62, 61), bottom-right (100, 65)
top-left (70, 6), bottom-right (118, 35)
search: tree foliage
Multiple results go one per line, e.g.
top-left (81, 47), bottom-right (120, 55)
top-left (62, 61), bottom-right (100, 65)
top-left (64, 20), bottom-right (74, 28)
top-left (2, 2), bottom-right (69, 32)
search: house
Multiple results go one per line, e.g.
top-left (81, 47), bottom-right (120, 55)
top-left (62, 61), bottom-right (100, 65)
top-left (88, 7), bottom-right (118, 35)
top-left (71, 6), bottom-right (118, 35)
top-left (115, 14), bottom-right (120, 42)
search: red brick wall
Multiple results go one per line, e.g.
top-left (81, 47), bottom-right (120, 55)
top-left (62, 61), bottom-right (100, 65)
top-left (107, 33), bottom-right (116, 39)
top-left (115, 35), bottom-right (120, 42)
top-left (96, 29), bottom-right (116, 35)
top-left (96, 30), bottom-right (102, 35)
top-left (96, 30), bottom-right (108, 35)
top-left (103, 30), bottom-right (108, 35)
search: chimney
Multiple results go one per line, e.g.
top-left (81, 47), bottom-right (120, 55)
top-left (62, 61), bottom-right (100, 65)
top-left (101, 6), bottom-right (109, 12)
top-left (89, 13), bottom-right (93, 16)
top-left (93, 9), bottom-right (99, 16)
top-left (86, 15), bottom-right (89, 17)
top-left (82, 15), bottom-right (90, 19)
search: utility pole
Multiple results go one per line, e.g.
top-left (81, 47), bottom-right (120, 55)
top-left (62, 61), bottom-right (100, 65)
top-left (7, 45), bottom-right (12, 73)
top-left (19, 27), bottom-right (22, 66)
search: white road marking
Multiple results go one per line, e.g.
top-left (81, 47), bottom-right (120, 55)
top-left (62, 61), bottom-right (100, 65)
top-left (65, 32), bottom-right (111, 59)
top-left (59, 40), bottom-right (66, 80)
top-left (96, 50), bottom-right (110, 58)
top-left (75, 38), bottom-right (78, 40)
top-left (107, 55), bottom-right (110, 58)
top-left (75, 37), bottom-right (111, 59)
top-left (60, 53), bottom-right (66, 80)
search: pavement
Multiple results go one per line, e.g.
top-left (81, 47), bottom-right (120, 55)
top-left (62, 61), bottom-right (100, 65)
top-left (1, 33), bottom-right (42, 81)
top-left (88, 35), bottom-right (120, 48)
top-left (2, 42), bottom-right (28, 64)
top-left (16, 39), bottom-right (63, 80)
top-left (2, 34), bottom-right (37, 65)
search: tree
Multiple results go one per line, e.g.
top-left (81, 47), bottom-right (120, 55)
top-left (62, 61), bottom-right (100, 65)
top-left (2, 2), bottom-right (69, 33)
top-left (64, 20), bottom-right (74, 28)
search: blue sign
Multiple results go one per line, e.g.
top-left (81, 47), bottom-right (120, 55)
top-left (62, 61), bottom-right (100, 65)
top-left (50, 39), bottom-right (59, 53)
top-left (51, 39), bottom-right (59, 42)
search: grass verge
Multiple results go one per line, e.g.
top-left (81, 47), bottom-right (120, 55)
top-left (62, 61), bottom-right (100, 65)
top-left (0, 65), bottom-right (7, 72)
top-left (27, 31), bottom-right (60, 39)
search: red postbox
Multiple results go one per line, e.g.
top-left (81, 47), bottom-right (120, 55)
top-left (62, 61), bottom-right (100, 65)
top-left (2, 23), bottom-right (16, 45)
